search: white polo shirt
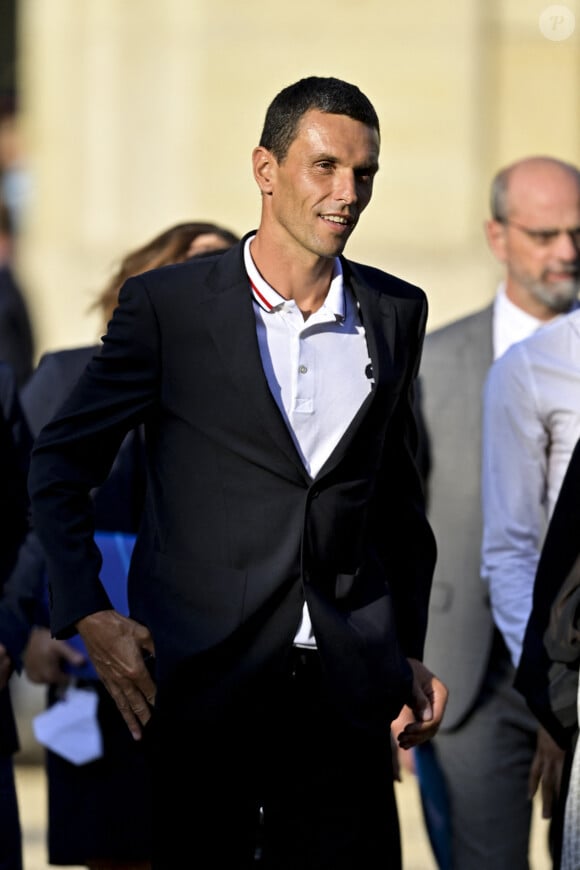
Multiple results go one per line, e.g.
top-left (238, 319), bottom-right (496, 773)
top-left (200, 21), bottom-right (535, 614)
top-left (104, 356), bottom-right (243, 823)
top-left (244, 236), bottom-right (373, 645)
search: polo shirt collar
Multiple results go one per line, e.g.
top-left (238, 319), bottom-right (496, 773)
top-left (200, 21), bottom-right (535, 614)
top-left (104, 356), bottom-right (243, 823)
top-left (244, 234), bottom-right (345, 320)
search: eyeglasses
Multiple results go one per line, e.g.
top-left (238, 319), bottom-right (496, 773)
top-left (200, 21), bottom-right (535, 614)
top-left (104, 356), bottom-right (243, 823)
top-left (498, 219), bottom-right (580, 248)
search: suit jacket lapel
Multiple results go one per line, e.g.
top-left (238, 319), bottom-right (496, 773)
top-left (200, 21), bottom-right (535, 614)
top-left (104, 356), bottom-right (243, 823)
top-left (203, 247), bottom-right (399, 483)
top-left (204, 246), bottom-right (309, 482)
top-left (351, 272), bottom-right (396, 392)
top-left (315, 260), bottom-right (397, 478)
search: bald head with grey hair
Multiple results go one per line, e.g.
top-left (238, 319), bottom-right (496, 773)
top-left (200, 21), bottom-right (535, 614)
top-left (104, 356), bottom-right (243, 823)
top-left (490, 156), bottom-right (580, 223)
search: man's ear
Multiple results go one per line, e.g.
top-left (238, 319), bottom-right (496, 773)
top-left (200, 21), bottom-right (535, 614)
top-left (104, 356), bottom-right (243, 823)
top-left (252, 146), bottom-right (276, 195)
top-left (484, 218), bottom-right (508, 264)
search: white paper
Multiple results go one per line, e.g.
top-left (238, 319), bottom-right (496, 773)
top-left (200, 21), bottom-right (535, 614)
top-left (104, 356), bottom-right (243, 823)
top-left (32, 685), bottom-right (103, 765)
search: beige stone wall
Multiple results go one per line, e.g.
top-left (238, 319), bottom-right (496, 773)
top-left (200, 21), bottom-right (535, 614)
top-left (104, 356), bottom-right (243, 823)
top-left (14, 0), bottom-right (580, 358)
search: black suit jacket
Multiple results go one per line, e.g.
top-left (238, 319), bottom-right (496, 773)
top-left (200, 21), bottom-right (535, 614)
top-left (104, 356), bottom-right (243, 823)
top-left (515, 437), bottom-right (580, 749)
top-left (29, 237), bottom-right (436, 733)
top-left (21, 345), bottom-right (146, 532)
top-left (3, 345), bottom-right (147, 654)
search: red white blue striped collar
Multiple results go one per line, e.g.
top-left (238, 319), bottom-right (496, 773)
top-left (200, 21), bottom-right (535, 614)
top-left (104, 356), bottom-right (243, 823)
top-left (243, 234), bottom-right (345, 318)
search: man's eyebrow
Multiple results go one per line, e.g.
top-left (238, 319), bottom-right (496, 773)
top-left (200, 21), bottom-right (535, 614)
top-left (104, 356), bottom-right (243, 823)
top-left (313, 152), bottom-right (379, 173)
top-left (312, 151), bottom-right (338, 163)
top-left (530, 225), bottom-right (580, 233)
top-left (359, 161), bottom-right (379, 174)
top-left (504, 219), bottom-right (580, 238)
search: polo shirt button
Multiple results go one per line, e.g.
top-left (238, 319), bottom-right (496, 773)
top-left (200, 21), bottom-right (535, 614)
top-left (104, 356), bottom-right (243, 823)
top-left (299, 365), bottom-right (308, 374)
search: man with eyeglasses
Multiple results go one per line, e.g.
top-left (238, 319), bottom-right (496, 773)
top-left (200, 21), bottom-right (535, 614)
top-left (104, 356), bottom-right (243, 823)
top-left (411, 155), bottom-right (580, 869)
top-left (479, 156), bottom-right (580, 867)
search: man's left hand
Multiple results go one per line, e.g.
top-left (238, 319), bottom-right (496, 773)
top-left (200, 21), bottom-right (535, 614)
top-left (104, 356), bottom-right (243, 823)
top-left (395, 658), bottom-right (449, 750)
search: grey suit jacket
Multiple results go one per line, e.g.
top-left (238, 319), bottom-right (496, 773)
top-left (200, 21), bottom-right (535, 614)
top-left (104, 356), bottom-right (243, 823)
top-left (417, 304), bottom-right (495, 729)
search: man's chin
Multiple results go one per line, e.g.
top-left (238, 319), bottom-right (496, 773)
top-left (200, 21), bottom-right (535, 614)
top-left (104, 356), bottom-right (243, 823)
top-left (534, 279), bottom-right (579, 312)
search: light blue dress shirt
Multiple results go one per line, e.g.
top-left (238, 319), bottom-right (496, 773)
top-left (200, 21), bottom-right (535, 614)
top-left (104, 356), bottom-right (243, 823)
top-left (481, 308), bottom-right (580, 667)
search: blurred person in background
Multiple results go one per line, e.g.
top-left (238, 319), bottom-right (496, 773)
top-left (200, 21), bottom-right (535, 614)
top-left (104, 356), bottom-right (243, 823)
top-left (0, 359), bottom-right (33, 870)
top-left (0, 106), bottom-right (33, 235)
top-left (411, 156), bottom-right (580, 869)
top-left (481, 295), bottom-right (580, 869)
top-left (515, 436), bottom-right (580, 870)
top-left (0, 196), bottom-right (35, 389)
top-left (11, 221), bottom-right (239, 870)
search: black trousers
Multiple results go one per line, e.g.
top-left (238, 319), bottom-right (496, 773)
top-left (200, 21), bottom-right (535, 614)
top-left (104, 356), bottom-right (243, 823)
top-left (145, 648), bottom-right (401, 869)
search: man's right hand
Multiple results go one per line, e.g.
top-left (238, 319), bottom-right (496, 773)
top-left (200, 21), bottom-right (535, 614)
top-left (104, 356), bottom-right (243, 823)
top-left (529, 724), bottom-right (565, 819)
top-left (76, 610), bottom-right (156, 741)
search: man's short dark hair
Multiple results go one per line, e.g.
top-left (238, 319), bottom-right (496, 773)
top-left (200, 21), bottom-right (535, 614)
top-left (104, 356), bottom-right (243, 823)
top-left (259, 76), bottom-right (380, 163)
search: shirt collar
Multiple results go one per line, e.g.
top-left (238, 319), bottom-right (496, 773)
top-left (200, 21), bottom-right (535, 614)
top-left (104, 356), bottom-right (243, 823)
top-left (494, 281), bottom-right (543, 327)
top-left (493, 281), bottom-right (543, 359)
top-left (243, 234), bottom-right (345, 320)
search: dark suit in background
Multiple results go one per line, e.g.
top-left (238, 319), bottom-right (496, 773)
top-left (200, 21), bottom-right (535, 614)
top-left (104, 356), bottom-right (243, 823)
top-left (515, 438), bottom-right (580, 869)
top-left (0, 361), bottom-right (32, 870)
top-left (516, 436), bottom-right (580, 749)
top-left (15, 345), bottom-right (152, 866)
top-left (0, 265), bottom-right (34, 390)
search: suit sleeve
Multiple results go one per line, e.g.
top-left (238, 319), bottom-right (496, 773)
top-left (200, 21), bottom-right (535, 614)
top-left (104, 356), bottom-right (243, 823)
top-left (374, 297), bottom-right (437, 661)
top-left (28, 276), bottom-right (158, 637)
top-left (481, 344), bottom-right (547, 668)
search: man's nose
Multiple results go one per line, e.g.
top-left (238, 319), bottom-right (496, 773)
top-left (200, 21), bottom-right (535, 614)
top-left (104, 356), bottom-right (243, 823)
top-left (335, 171), bottom-right (358, 204)
top-left (553, 230), bottom-right (580, 260)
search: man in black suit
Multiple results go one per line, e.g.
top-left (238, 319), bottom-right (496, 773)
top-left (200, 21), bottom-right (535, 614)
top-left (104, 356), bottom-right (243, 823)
top-left (28, 76), bottom-right (447, 869)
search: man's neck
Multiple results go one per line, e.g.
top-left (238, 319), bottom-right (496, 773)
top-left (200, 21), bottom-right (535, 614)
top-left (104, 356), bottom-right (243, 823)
top-left (249, 231), bottom-right (336, 317)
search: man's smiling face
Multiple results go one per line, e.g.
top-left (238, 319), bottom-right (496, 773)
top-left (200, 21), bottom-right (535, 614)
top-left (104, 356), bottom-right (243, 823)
top-left (267, 109), bottom-right (380, 260)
